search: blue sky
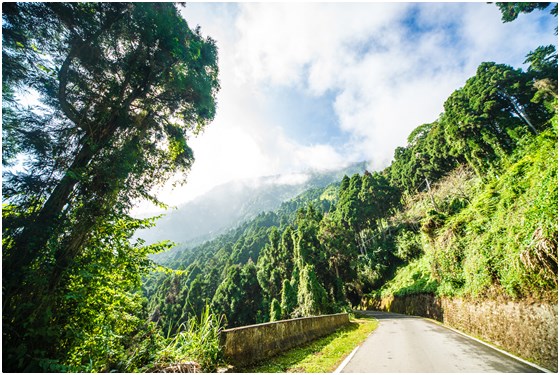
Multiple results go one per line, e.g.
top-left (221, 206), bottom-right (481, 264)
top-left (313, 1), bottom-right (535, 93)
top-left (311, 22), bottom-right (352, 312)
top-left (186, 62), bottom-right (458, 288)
top-left (263, 85), bottom-right (343, 146)
top-left (134, 2), bottom-right (557, 215)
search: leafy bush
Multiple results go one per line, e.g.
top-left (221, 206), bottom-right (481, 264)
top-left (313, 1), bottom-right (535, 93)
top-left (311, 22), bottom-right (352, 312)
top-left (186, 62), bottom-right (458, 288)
top-left (377, 256), bottom-right (438, 298)
top-left (152, 305), bottom-right (225, 372)
top-left (395, 229), bottom-right (423, 261)
top-left (429, 129), bottom-right (558, 299)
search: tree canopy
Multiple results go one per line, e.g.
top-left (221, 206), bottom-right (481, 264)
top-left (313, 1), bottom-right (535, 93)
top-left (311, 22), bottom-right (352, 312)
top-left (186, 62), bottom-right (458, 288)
top-left (2, 3), bottom-right (219, 371)
top-left (2, 2), bottom-right (557, 372)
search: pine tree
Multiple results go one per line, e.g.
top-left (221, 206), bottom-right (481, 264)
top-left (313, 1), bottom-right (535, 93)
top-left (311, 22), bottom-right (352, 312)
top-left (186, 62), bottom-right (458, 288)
top-left (297, 265), bottom-right (329, 316)
top-left (270, 298), bottom-right (282, 322)
top-left (280, 279), bottom-right (298, 319)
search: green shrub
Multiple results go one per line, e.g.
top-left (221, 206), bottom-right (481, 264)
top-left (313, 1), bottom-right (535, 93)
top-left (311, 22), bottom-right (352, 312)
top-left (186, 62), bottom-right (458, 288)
top-left (270, 298), bottom-right (282, 322)
top-left (152, 305), bottom-right (225, 372)
top-left (429, 129), bottom-right (558, 298)
top-left (378, 256), bottom-right (438, 298)
top-left (395, 230), bottom-right (423, 261)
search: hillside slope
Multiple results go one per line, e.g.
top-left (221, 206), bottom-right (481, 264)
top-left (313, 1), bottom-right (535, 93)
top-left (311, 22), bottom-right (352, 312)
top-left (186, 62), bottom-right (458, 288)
top-left (137, 162), bottom-right (368, 248)
top-left (144, 46), bottom-right (558, 343)
top-left (375, 127), bottom-right (557, 301)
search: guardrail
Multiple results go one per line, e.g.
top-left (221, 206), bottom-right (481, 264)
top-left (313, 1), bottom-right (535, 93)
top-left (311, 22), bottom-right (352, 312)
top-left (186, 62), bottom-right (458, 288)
top-left (221, 312), bottom-right (350, 366)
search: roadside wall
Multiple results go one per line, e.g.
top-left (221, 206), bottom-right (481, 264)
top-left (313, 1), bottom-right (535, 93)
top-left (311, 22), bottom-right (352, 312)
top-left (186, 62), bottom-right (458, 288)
top-left (220, 313), bottom-right (349, 366)
top-left (360, 294), bottom-right (558, 371)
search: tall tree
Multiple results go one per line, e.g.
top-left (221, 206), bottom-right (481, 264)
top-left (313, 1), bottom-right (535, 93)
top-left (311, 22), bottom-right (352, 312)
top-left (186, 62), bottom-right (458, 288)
top-left (269, 298), bottom-right (282, 322)
top-left (296, 265), bottom-right (330, 316)
top-left (442, 62), bottom-right (550, 175)
top-left (257, 227), bottom-right (283, 302)
top-left (2, 3), bottom-right (219, 371)
top-left (211, 262), bottom-right (264, 327)
top-left (280, 279), bottom-right (298, 319)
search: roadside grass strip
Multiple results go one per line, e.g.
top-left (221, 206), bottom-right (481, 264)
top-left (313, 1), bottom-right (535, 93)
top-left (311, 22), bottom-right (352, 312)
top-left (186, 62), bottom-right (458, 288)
top-left (240, 316), bottom-right (378, 373)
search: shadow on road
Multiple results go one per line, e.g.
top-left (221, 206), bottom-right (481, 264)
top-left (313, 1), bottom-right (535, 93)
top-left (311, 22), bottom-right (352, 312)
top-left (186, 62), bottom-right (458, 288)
top-left (355, 310), bottom-right (418, 320)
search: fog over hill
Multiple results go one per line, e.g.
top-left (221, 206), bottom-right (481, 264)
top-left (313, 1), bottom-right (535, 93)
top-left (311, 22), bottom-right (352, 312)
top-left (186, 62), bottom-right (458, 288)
top-left (136, 162), bottom-right (368, 247)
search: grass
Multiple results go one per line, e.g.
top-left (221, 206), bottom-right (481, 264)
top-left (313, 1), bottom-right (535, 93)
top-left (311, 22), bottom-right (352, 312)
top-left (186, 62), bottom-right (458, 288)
top-left (373, 129), bottom-right (558, 302)
top-left (149, 306), bottom-right (225, 372)
top-left (377, 256), bottom-right (438, 298)
top-left (240, 316), bottom-right (378, 373)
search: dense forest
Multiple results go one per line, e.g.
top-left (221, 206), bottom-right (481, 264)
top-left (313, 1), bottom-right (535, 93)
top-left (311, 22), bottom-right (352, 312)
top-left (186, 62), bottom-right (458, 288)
top-left (2, 2), bottom-right (558, 372)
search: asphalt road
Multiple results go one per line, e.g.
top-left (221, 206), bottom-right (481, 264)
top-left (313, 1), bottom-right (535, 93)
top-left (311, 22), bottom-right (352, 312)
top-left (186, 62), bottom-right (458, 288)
top-left (339, 311), bottom-right (543, 373)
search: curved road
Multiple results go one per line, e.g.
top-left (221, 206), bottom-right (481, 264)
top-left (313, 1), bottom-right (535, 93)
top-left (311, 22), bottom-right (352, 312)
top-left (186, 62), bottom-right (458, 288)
top-left (339, 311), bottom-right (544, 373)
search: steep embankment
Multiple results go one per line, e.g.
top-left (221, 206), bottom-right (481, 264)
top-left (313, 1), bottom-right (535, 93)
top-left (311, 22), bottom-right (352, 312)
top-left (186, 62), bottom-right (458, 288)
top-left (362, 127), bottom-right (558, 370)
top-left (373, 128), bottom-right (557, 300)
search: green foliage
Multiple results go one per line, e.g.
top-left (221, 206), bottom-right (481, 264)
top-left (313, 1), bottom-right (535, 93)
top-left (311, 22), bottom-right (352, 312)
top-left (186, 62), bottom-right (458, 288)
top-left (442, 62), bottom-right (547, 176)
top-left (280, 279), bottom-right (298, 319)
top-left (257, 227), bottom-right (294, 303)
top-left (525, 45), bottom-right (559, 113)
top-left (270, 298), bottom-right (282, 322)
top-left (496, 2), bottom-right (554, 22)
top-left (2, 213), bottom-right (172, 371)
top-left (296, 265), bottom-right (330, 316)
top-left (377, 256), bottom-right (438, 298)
top-left (145, 169), bottom-right (402, 329)
top-left (395, 229), bottom-right (423, 262)
top-left (388, 121), bottom-right (461, 193)
top-left (58, 217), bottom-right (172, 372)
top-left (211, 262), bottom-right (264, 327)
top-left (151, 305), bottom-right (225, 372)
top-left (2, 3), bottom-right (219, 372)
top-left (429, 129), bottom-right (558, 299)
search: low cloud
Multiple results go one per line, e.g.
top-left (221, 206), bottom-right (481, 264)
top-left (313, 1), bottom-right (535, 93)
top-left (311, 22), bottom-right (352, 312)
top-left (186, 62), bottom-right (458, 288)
top-left (132, 3), bottom-right (557, 216)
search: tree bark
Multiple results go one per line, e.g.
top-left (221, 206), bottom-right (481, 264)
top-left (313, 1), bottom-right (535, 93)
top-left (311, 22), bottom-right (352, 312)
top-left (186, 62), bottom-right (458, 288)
top-left (7, 141), bottom-right (95, 278)
top-left (497, 90), bottom-right (539, 134)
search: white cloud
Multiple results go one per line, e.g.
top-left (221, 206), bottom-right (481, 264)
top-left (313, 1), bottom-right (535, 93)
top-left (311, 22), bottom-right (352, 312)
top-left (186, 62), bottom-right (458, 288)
top-left (233, 3), bottom-right (408, 90)
top-left (230, 2), bottom-right (555, 166)
top-left (265, 173), bottom-right (310, 186)
top-left (132, 2), bottom-right (557, 216)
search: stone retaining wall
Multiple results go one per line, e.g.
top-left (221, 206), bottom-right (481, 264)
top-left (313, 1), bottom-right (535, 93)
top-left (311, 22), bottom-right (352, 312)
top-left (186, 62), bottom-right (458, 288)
top-left (220, 313), bottom-right (349, 366)
top-left (360, 294), bottom-right (558, 371)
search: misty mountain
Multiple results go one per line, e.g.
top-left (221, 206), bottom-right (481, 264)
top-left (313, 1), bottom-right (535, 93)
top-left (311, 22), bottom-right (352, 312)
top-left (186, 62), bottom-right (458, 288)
top-left (136, 162), bottom-right (368, 247)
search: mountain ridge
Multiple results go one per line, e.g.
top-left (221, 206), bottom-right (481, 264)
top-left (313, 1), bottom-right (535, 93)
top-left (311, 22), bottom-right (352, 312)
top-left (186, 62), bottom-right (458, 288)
top-left (136, 161), bottom-right (369, 247)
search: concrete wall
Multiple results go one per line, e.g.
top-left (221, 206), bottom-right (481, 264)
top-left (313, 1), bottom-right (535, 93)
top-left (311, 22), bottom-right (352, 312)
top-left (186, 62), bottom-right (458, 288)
top-left (220, 313), bottom-right (349, 366)
top-left (360, 294), bottom-right (558, 372)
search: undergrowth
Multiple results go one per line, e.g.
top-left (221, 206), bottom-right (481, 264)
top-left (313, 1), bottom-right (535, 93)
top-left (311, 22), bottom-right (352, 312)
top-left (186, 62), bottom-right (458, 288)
top-left (370, 127), bottom-right (558, 302)
top-left (376, 256), bottom-right (438, 298)
top-left (147, 305), bottom-right (225, 372)
top-left (430, 129), bottom-right (558, 299)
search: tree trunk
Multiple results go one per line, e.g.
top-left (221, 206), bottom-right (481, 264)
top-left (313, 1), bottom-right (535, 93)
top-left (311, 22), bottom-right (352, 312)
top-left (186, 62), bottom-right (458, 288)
top-left (498, 90), bottom-right (539, 134)
top-left (8, 141), bottom-right (95, 280)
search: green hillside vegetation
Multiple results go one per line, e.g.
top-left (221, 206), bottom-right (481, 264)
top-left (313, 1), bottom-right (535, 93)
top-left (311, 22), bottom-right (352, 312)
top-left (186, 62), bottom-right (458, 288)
top-left (375, 128), bottom-right (557, 300)
top-left (430, 127), bottom-right (558, 299)
top-left (144, 56), bottom-right (557, 355)
top-left (139, 162), bottom-right (368, 250)
top-left (142, 9), bottom-right (557, 369)
top-left (2, 3), bottom-right (557, 372)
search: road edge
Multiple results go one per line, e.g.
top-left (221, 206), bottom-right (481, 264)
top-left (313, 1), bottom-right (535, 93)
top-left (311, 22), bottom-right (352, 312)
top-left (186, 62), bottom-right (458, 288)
top-left (423, 317), bottom-right (553, 373)
top-left (333, 345), bottom-right (360, 373)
